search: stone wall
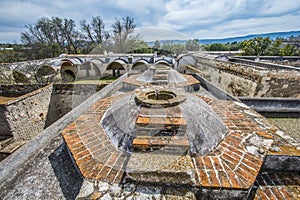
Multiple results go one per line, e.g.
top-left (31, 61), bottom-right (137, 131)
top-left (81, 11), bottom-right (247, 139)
top-left (45, 84), bottom-right (107, 126)
top-left (0, 84), bottom-right (52, 141)
top-left (190, 56), bottom-right (300, 98)
top-left (0, 84), bottom-right (47, 96)
top-left (0, 83), bottom-right (107, 141)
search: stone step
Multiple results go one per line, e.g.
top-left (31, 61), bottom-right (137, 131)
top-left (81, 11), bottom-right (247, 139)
top-left (136, 116), bottom-right (187, 126)
top-left (152, 80), bottom-right (169, 84)
top-left (135, 127), bottom-right (186, 136)
top-left (153, 74), bottom-right (168, 80)
top-left (126, 153), bottom-right (195, 185)
top-left (155, 70), bottom-right (169, 74)
top-left (132, 135), bottom-right (190, 154)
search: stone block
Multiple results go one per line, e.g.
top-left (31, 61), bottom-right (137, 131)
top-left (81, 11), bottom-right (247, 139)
top-left (126, 153), bottom-right (195, 185)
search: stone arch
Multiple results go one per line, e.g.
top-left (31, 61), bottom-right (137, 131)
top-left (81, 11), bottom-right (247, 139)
top-left (176, 54), bottom-right (197, 71)
top-left (59, 60), bottom-right (77, 82)
top-left (132, 59), bottom-right (149, 73)
top-left (35, 65), bottom-right (57, 83)
top-left (105, 60), bottom-right (126, 77)
top-left (78, 59), bottom-right (105, 79)
top-left (154, 60), bottom-right (171, 67)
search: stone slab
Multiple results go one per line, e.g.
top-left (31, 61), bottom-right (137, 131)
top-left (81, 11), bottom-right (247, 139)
top-left (126, 153), bottom-right (195, 185)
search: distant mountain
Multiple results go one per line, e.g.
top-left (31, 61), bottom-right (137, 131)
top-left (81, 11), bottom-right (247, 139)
top-left (146, 30), bottom-right (300, 46)
top-left (147, 40), bottom-right (187, 47)
top-left (198, 30), bottom-right (300, 44)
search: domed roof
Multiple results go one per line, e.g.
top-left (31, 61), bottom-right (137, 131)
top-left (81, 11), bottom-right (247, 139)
top-left (101, 89), bottom-right (228, 155)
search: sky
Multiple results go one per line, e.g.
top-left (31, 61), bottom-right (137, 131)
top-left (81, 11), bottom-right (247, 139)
top-left (0, 0), bottom-right (300, 43)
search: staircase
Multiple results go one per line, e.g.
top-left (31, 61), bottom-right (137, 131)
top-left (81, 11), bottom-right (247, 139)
top-left (132, 115), bottom-right (189, 154)
top-left (152, 69), bottom-right (169, 85)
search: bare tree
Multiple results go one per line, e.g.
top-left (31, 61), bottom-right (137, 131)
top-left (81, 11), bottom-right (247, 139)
top-left (80, 16), bottom-right (110, 53)
top-left (112, 16), bottom-right (136, 53)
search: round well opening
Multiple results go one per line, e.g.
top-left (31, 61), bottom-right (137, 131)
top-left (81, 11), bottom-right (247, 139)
top-left (146, 91), bottom-right (176, 100)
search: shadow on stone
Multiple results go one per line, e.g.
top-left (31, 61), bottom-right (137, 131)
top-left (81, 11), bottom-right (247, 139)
top-left (49, 143), bottom-right (83, 200)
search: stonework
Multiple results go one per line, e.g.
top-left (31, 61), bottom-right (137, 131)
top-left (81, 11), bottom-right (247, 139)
top-left (186, 56), bottom-right (300, 98)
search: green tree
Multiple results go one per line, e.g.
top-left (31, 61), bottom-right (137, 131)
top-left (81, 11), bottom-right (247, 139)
top-left (130, 40), bottom-right (153, 53)
top-left (280, 44), bottom-right (298, 56)
top-left (268, 38), bottom-right (283, 56)
top-left (153, 40), bottom-right (160, 50)
top-left (186, 39), bottom-right (200, 51)
top-left (241, 37), bottom-right (272, 57)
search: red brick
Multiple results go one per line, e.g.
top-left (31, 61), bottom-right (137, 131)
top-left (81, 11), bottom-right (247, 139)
top-left (218, 171), bottom-right (231, 188)
top-left (76, 155), bottom-right (92, 166)
top-left (113, 171), bottom-right (124, 183)
top-left (96, 165), bottom-right (111, 180)
top-left (239, 163), bottom-right (259, 177)
top-left (235, 168), bottom-right (255, 188)
top-left (203, 157), bottom-right (213, 170)
top-left (70, 141), bottom-right (85, 151)
top-left (263, 187), bottom-right (277, 200)
top-left (106, 168), bottom-right (118, 182)
top-left (71, 146), bottom-right (86, 155)
top-left (212, 157), bottom-right (223, 171)
top-left (105, 153), bottom-right (119, 167)
top-left (244, 153), bottom-right (263, 165)
top-left (280, 188), bottom-right (294, 200)
top-left (199, 170), bottom-right (210, 187)
top-left (242, 158), bottom-right (261, 172)
top-left (272, 187), bottom-right (285, 199)
top-left (255, 187), bottom-right (269, 200)
top-left (208, 170), bottom-right (221, 188)
top-left (256, 131), bottom-right (273, 139)
top-left (75, 150), bottom-right (90, 160)
top-left (222, 153), bottom-right (239, 166)
top-left (195, 156), bottom-right (204, 169)
top-left (222, 142), bottom-right (244, 155)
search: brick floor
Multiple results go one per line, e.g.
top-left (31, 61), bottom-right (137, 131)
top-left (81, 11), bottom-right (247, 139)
top-left (253, 172), bottom-right (300, 200)
top-left (62, 93), bottom-right (131, 184)
top-left (62, 91), bottom-right (300, 197)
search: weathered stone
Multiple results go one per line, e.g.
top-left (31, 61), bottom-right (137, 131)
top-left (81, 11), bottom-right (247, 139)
top-left (126, 153), bottom-right (195, 185)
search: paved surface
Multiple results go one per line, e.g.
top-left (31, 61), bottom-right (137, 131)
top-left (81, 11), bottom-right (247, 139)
top-left (0, 135), bottom-right (83, 200)
top-left (267, 118), bottom-right (300, 141)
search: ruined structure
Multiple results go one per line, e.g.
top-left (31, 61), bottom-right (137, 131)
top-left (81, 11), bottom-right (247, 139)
top-left (0, 53), bottom-right (299, 199)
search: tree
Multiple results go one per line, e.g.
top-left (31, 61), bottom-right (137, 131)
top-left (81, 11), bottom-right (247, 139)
top-left (280, 44), bottom-right (298, 56)
top-left (241, 37), bottom-right (272, 57)
top-left (186, 39), bottom-right (200, 51)
top-left (130, 40), bottom-right (152, 53)
top-left (111, 16), bottom-right (137, 53)
top-left (153, 40), bottom-right (160, 50)
top-left (268, 38), bottom-right (283, 56)
top-left (80, 16), bottom-right (110, 53)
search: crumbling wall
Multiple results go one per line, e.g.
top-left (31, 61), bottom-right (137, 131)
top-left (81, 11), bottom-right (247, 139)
top-left (1, 84), bottom-right (53, 141)
top-left (193, 56), bottom-right (300, 98)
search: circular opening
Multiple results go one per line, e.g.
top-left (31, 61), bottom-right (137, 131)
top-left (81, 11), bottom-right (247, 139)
top-left (135, 89), bottom-right (186, 108)
top-left (147, 91), bottom-right (176, 100)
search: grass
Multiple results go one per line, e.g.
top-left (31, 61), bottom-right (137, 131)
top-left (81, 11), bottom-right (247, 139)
top-left (71, 77), bottom-right (117, 85)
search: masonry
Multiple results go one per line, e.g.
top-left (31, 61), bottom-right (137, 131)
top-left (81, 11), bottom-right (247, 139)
top-left (185, 56), bottom-right (300, 98)
top-left (0, 83), bottom-right (107, 161)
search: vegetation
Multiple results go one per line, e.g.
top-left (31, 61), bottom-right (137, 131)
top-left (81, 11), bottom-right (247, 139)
top-left (1, 15), bottom-right (299, 63)
top-left (203, 36), bottom-right (300, 57)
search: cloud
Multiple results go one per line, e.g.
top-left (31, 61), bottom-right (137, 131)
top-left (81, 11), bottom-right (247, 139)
top-left (0, 0), bottom-right (300, 42)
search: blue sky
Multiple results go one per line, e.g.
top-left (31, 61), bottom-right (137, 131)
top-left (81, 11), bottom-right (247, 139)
top-left (0, 0), bottom-right (300, 43)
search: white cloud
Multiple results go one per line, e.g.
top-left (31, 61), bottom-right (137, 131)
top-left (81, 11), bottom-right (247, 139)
top-left (0, 0), bottom-right (300, 42)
